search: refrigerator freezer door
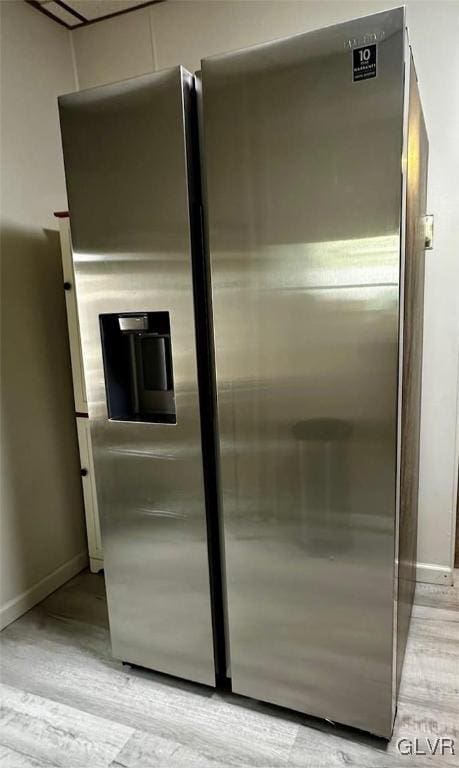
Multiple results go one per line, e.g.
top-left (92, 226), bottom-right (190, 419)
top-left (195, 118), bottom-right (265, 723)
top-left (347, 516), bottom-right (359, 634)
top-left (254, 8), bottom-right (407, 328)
top-left (59, 67), bottom-right (216, 686)
top-left (201, 8), bottom-right (405, 735)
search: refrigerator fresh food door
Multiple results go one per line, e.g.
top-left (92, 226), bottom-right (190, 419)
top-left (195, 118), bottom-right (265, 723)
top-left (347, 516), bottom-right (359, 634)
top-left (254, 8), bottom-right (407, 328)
top-left (201, 8), bottom-right (405, 735)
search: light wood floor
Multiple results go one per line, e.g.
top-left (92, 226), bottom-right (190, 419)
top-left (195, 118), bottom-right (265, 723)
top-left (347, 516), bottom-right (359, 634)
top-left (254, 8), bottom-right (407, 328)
top-left (0, 569), bottom-right (457, 768)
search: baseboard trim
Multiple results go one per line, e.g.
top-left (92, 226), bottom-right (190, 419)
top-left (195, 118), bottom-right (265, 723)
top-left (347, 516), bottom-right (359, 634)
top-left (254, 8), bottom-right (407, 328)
top-left (0, 550), bottom-right (88, 630)
top-left (416, 562), bottom-right (454, 586)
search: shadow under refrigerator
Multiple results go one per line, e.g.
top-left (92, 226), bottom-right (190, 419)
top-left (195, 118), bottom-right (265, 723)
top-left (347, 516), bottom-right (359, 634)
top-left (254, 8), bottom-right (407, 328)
top-left (59, 67), bottom-right (224, 687)
top-left (200, 6), bottom-right (428, 737)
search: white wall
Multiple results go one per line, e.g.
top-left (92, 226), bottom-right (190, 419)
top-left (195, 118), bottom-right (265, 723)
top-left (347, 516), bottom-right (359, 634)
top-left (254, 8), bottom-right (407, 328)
top-left (0, 0), bottom-right (87, 628)
top-left (71, 0), bottom-right (459, 583)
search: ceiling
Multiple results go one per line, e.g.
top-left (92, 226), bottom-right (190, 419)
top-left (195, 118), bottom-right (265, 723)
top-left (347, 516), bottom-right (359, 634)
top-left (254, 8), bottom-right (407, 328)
top-left (27, 0), bottom-right (164, 29)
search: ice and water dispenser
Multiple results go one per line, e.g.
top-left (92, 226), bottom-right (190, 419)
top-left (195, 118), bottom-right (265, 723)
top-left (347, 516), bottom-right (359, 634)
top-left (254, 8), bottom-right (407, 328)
top-left (100, 312), bottom-right (176, 424)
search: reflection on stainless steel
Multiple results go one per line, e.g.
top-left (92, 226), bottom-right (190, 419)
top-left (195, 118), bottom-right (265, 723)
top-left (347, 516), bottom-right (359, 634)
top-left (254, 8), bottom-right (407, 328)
top-left (59, 68), bottom-right (216, 685)
top-left (201, 7), bottom-right (416, 737)
top-left (293, 418), bottom-right (353, 556)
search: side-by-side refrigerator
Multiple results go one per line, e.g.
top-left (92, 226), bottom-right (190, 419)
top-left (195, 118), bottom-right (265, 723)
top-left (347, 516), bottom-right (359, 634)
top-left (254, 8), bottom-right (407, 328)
top-left (59, 5), bottom-right (428, 740)
top-left (59, 67), bottom-right (224, 686)
top-left (200, 6), bottom-right (427, 737)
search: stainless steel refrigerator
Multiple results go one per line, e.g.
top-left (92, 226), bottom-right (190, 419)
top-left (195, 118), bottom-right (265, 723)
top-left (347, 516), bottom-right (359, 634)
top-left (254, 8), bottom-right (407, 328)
top-left (59, 6), bottom-right (427, 739)
top-left (59, 67), bottom-right (224, 687)
top-left (200, 6), bottom-right (427, 737)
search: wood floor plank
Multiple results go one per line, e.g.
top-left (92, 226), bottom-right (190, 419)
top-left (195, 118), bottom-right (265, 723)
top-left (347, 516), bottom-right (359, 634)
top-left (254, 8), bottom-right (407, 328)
top-left (0, 683), bottom-right (134, 768)
top-left (397, 620), bottom-right (459, 718)
top-left (111, 729), bottom-right (233, 768)
top-left (413, 579), bottom-right (459, 613)
top-left (289, 721), bottom-right (458, 768)
top-left (0, 745), bottom-right (56, 768)
top-left (36, 571), bottom-right (109, 629)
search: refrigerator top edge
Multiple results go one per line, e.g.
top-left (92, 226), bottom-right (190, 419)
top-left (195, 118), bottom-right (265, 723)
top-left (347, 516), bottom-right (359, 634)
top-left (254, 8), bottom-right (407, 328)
top-left (200, 6), bottom-right (406, 75)
top-left (58, 64), bottom-right (194, 104)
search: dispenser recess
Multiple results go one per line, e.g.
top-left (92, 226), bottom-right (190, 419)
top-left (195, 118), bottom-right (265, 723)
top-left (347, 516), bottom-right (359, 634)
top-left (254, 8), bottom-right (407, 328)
top-left (100, 311), bottom-right (176, 424)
